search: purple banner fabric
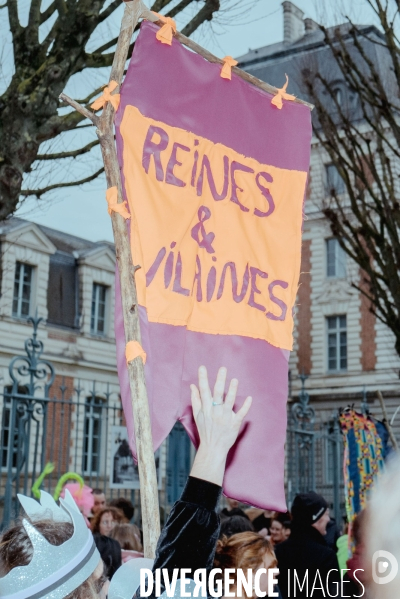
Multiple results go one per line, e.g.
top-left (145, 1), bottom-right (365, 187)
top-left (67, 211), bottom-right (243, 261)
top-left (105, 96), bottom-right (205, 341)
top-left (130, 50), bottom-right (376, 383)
top-left (114, 22), bottom-right (312, 510)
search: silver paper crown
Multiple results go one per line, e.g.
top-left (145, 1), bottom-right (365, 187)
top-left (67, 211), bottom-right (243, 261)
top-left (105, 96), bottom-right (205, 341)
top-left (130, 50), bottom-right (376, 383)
top-left (0, 490), bottom-right (100, 599)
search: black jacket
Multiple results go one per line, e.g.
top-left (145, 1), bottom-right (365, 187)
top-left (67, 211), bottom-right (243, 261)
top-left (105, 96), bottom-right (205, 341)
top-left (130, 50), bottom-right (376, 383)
top-left (147, 476), bottom-right (282, 598)
top-left (275, 524), bottom-right (343, 599)
top-left (153, 475), bottom-right (222, 575)
top-left (93, 533), bottom-right (122, 579)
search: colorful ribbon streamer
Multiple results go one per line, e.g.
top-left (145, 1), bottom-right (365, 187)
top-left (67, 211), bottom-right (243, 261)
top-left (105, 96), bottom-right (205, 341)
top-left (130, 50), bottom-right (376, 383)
top-left (220, 56), bottom-right (238, 80)
top-left (271, 74), bottom-right (296, 110)
top-left (153, 12), bottom-right (177, 46)
top-left (106, 186), bottom-right (131, 220)
top-left (91, 80), bottom-right (120, 112)
top-left (125, 340), bottom-right (147, 365)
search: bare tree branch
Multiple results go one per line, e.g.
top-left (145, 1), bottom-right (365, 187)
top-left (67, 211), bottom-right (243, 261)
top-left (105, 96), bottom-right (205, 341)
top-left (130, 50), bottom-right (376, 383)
top-left (0, 0), bottom-right (240, 220)
top-left (7, 0), bottom-right (22, 37)
top-left (40, 1), bottom-right (57, 24)
top-left (36, 139), bottom-right (99, 160)
top-left (303, 9), bottom-right (400, 353)
top-left (150, 0), bottom-right (175, 12)
top-left (20, 166), bottom-right (105, 198)
top-left (167, 0), bottom-right (194, 19)
top-left (58, 85), bottom-right (105, 107)
top-left (97, 0), bottom-right (121, 24)
top-left (59, 93), bottom-right (99, 125)
top-left (92, 36), bottom-right (119, 55)
top-left (27, 0), bottom-right (43, 43)
top-left (182, 0), bottom-right (220, 37)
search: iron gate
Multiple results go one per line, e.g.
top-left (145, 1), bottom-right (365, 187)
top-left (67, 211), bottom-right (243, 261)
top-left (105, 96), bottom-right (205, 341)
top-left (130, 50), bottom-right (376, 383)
top-left (0, 316), bottom-right (132, 529)
top-left (286, 373), bottom-right (344, 525)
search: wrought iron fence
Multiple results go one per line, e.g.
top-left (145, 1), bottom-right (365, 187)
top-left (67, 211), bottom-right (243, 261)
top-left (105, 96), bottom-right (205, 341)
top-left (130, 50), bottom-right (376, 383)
top-left (0, 317), bottom-right (346, 531)
top-left (0, 316), bottom-right (138, 529)
top-left (286, 372), bottom-right (344, 525)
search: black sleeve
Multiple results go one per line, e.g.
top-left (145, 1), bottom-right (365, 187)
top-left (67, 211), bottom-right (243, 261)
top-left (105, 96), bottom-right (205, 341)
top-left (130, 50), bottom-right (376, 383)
top-left (152, 476), bottom-right (222, 574)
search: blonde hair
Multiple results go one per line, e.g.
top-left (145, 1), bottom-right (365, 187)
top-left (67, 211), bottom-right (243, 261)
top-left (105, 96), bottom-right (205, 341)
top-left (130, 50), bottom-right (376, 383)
top-left (214, 531), bottom-right (276, 589)
top-left (110, 523), bottom-right (143, 552)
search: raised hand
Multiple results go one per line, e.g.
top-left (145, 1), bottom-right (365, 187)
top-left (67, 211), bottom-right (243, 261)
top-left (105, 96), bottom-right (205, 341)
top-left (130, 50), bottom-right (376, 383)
top-left (190, 366), bottom-right (252, 486)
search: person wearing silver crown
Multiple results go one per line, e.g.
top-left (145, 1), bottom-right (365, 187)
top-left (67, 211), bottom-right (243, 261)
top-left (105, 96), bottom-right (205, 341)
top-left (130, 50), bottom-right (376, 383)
top-left (0, 366), bottom-right (252, 599)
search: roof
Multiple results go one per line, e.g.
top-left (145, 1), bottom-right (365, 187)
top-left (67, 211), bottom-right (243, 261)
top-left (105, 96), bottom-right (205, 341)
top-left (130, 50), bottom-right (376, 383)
top-left (237, 23), bottom-right (381, 67)
top-left (236, 22), bottom-right (387, 118)
top-left (0, 217), bottom-right (114, 256)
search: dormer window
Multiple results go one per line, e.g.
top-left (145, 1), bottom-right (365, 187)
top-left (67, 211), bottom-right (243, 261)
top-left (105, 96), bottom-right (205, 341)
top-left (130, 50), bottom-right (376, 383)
top-left (12, 262), bottom-right (33, 318)
top-left (334, 88), bottom-right (343, 106)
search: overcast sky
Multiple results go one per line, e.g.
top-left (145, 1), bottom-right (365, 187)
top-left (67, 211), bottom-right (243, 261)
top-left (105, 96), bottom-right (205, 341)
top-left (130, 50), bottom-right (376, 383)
top-left (13, 0), bottom-right (377, 242)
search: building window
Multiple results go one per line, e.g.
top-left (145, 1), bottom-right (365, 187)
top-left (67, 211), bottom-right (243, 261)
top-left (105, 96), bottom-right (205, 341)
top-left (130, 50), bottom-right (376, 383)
top-left (91, 283), bottom-right (108, 335)
top-left (12, 262), bottom-right (33, 318)
top-left (325, 164), bottom-right (345, 195)
top-left (1, 386), bottom-right (28, 471)
top-left (0, 399), bottom-right (15, 471)
top-left (333, 88), bottom-right (343, 106)
top-left (327, 315), bottom-right (347, 372)
top-left (82, 396), bottom-right (103, 475)
top-left (326, 238), bottom-right (346, 278)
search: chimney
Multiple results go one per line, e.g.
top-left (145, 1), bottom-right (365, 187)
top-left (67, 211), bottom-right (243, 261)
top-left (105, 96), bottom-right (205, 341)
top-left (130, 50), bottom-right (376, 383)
top-left (304, 17), bottom-right (319, 33)
top-left (282, 1), bottom-right (305, 44)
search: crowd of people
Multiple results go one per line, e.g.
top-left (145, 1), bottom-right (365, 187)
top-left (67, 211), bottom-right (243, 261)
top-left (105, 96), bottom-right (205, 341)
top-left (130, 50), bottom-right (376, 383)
top-left (0, 366), bottom-right (398, 599)
top-left (86, 490), bottom-right (144, 577)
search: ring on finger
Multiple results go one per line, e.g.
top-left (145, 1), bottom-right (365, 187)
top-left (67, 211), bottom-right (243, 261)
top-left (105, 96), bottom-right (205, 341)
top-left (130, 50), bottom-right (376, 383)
top-left (212, 401), bottom-right (223, 406)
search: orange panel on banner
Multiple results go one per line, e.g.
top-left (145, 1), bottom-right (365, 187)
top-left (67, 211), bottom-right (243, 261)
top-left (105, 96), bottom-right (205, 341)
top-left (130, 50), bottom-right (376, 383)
top-left (121, 105), bottom-right (307, 351)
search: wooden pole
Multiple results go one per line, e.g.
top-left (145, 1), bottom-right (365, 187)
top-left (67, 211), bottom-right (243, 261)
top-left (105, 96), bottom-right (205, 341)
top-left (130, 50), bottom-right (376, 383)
top-left (377, 390), bottom-right (399, 452)
top-left (61, 0), bottom-right (160, 558)
top-left (59, 0), bottom-right (314, 558)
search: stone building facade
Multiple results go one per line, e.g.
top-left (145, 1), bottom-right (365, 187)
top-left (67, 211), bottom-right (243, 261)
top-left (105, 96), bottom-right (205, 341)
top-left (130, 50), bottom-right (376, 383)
top-left (238, 1), bottom-right (400, 444)
top-left (0, 218), bottom-right (190, 520)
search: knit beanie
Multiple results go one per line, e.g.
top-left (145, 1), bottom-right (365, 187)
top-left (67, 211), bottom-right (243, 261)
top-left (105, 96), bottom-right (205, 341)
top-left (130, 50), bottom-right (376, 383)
top-left (291, 491), bottom-right (328, 526)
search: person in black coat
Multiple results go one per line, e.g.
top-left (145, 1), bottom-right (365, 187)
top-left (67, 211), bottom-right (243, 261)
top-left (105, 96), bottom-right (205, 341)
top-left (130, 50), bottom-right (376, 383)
top-left (93, 532), bottom-right (122, 579)
top-left (275, 492), bottom-right (343, 599)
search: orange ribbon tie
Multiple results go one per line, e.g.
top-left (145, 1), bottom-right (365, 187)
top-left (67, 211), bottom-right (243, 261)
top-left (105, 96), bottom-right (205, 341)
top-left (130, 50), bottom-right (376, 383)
top-left (91, 80), bottom-right (120, 112)
top-left (220, 56), bottom-right (238, 80)
top-left (106, 186), bottom-right (130, 220)
top-left (153, 12), bottom-right (176, 45)
top-left (271, 74), bottom-right (296, 109)
top-left (125, 341), bottom-right (147, 365)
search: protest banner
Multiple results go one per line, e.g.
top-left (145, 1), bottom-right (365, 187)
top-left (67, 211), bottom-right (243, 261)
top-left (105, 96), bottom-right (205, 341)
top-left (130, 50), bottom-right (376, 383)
top-left (114, 20), bottom-right (312, 511)
top-left (60, 0), bottom-right (312, 555)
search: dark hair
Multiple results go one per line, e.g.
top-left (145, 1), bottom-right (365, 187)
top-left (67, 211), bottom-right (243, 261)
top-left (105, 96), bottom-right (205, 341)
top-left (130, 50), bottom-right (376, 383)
top-left (0, 520), bottom-right (98, 598)
top-left (271, 511), bottom-right (292, 529)
top-left (90, 507), bottom-right (124, 534)
top-left (225, 508), bottom-right (250, 519)
top-left (109, 497), bottom-right (134, 521)
top-left (92, 489), bottom-right (105, 496)
top-left (93, 533), bottom-right (121, 579)
top-left (220, 516), bottom-right (254, 538)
